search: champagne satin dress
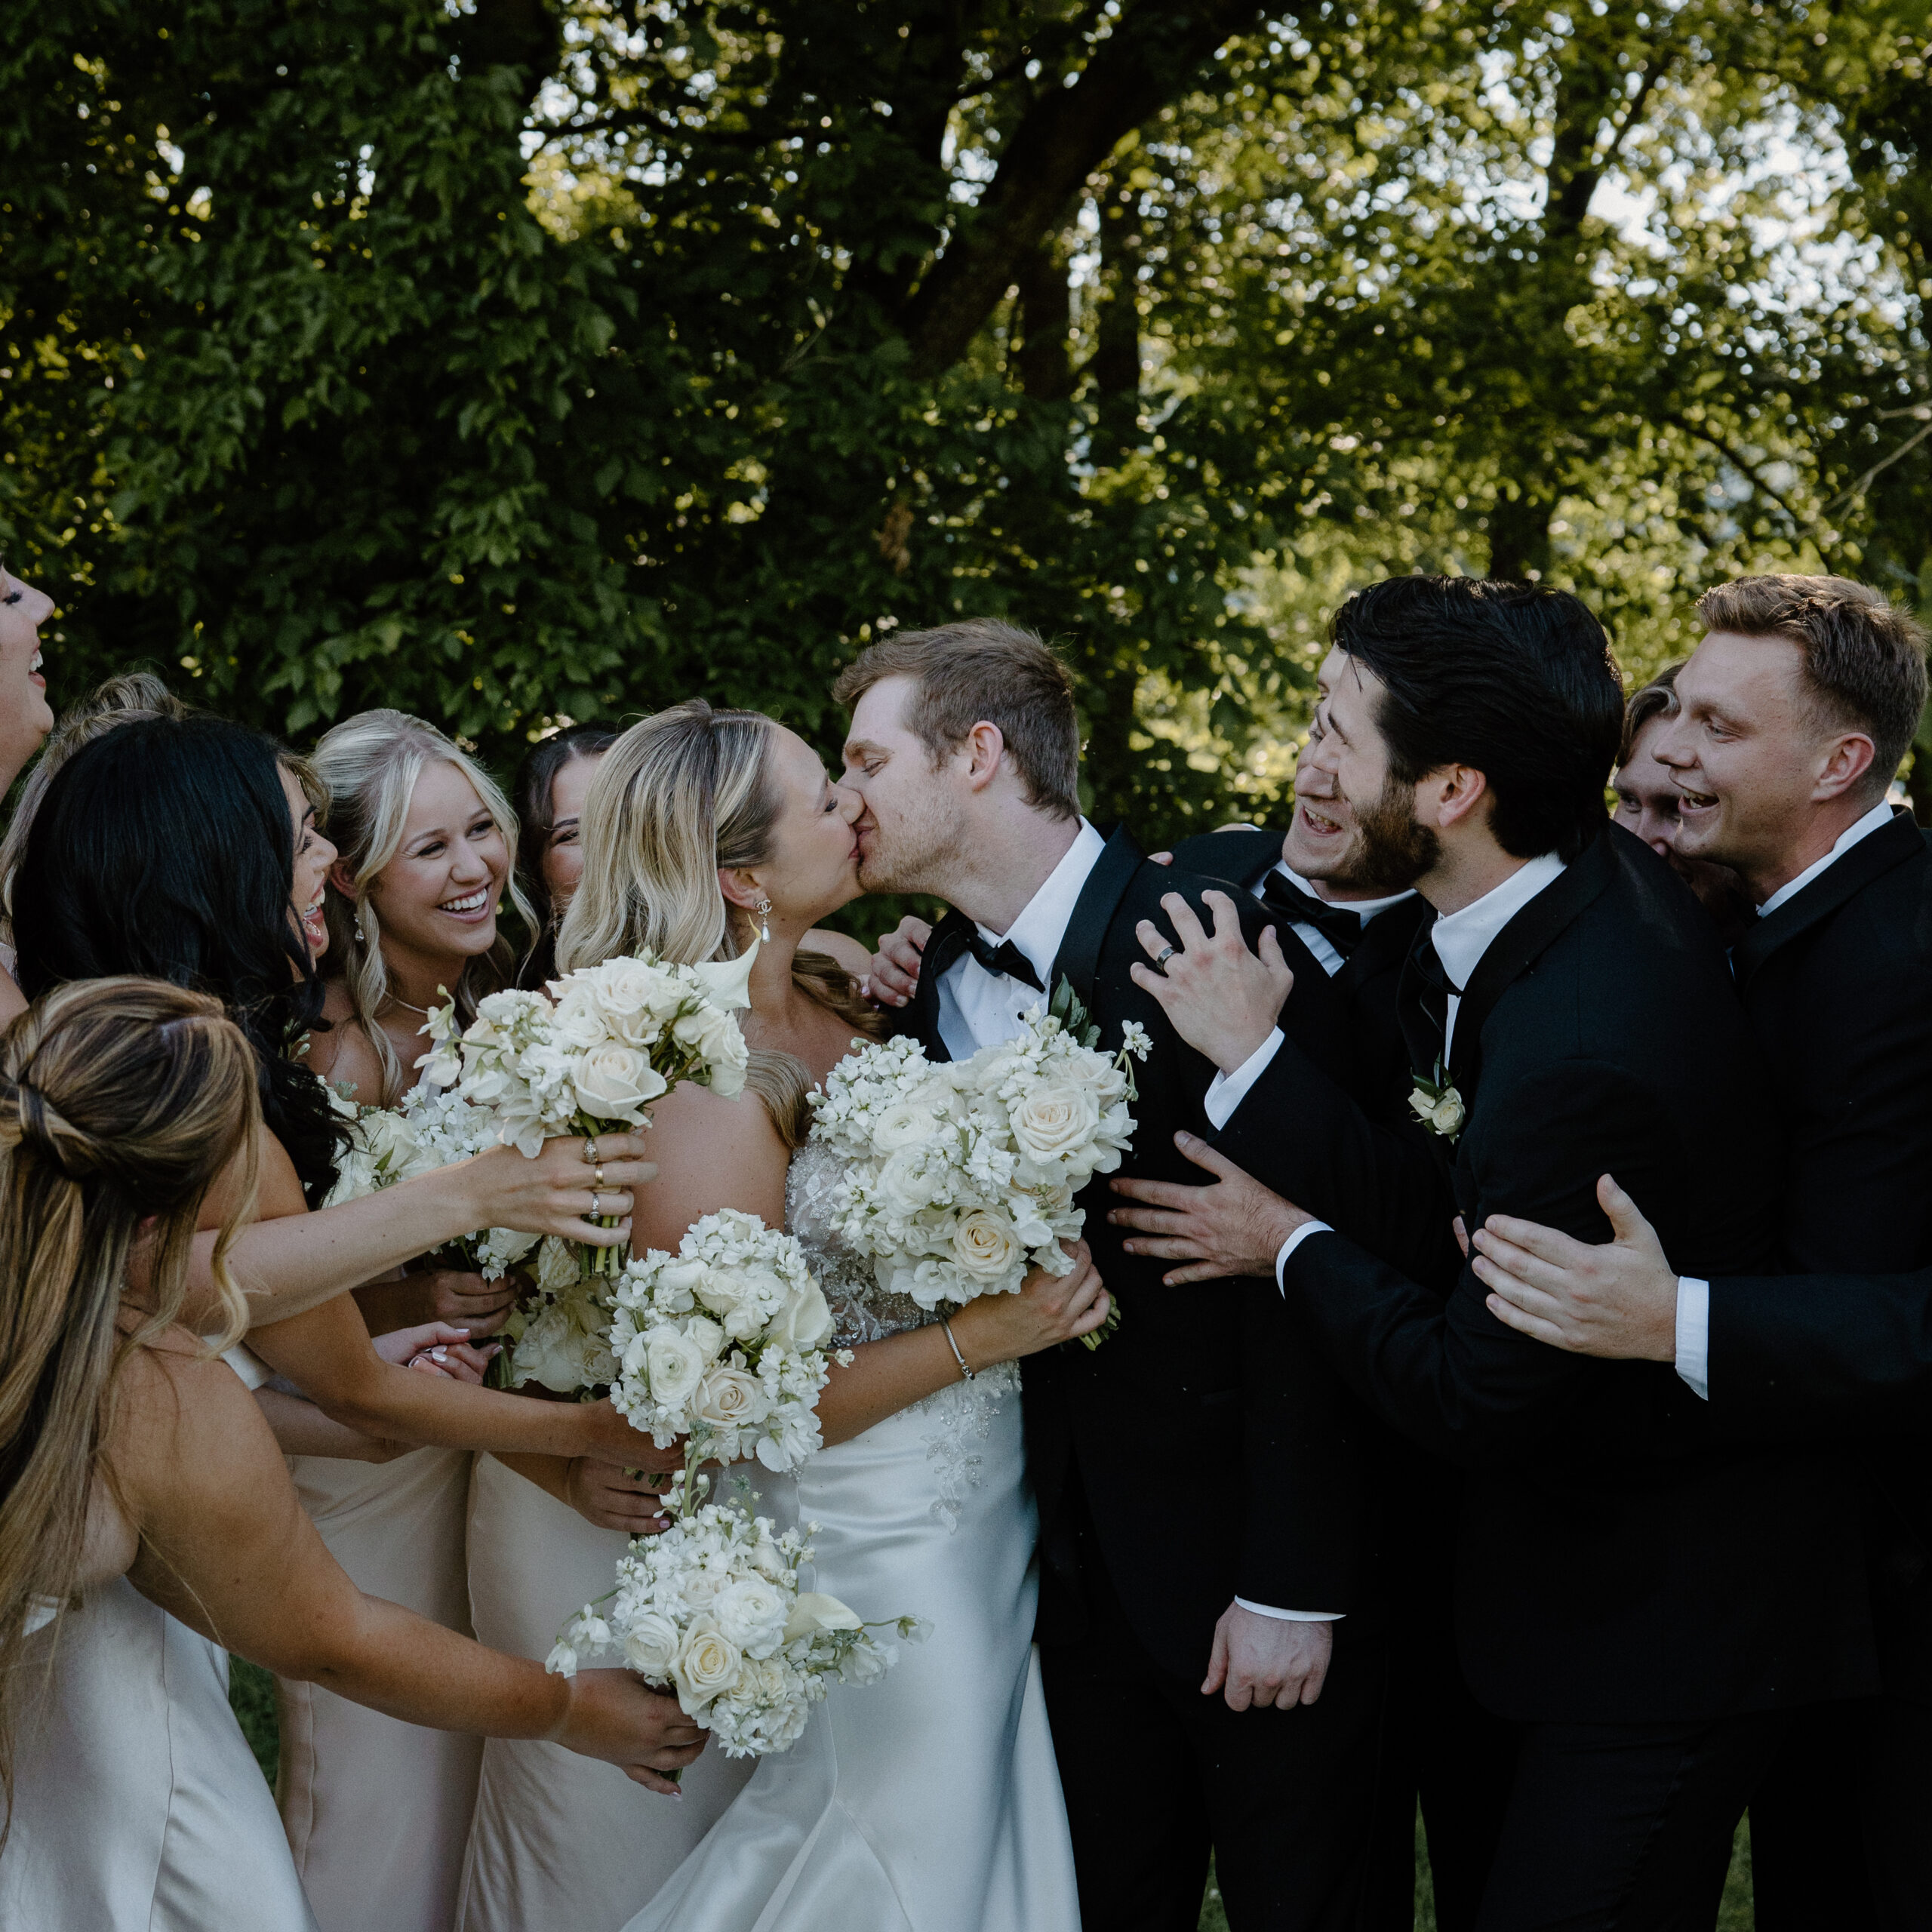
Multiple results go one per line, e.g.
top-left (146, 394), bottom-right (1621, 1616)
top-left (455, 1451), bottom-right (757, 1930)
top-left (278, 1445), bottom-right (484, 1932)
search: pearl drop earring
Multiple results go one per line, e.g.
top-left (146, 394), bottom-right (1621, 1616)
top-left (755, 894), bottom-right (773, 944)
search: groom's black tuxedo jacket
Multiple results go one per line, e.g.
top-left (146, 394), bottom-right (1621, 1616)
top-left (900, 828), bottom-right (1371, 1669)
top-left (1271, 826), bottom-right (1876, 1724)
top-left (1704, 810), bottom-right (1932, 1700)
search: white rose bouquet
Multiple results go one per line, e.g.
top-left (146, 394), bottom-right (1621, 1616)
top-left (547, 1496), bottom-right (928, 1761)
top-left (608, 1210), bottom-right (849, 1503)
top-left (420, 947), bottom-right (756, 1273)
top-left (808, 983), bottom-right (1149, 1346)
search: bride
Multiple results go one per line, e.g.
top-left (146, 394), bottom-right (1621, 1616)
top-left (560, 700), bottom-right (1103, 1930)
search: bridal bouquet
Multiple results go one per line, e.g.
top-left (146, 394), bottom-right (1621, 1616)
top-left (547, 1497), bottom-right (928, 1758)
top-left (420, 948), bottom-right (756, 1273)
top-left (808, 988), bottom-right (1149, 1345)
top-left (607, 1211), bottom-right (847, 1497)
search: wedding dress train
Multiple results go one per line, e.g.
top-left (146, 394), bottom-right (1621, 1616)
top-left (620, 1141), bottom-right (1081, 1932)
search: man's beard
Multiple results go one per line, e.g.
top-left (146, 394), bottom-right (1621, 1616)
top-left (855, 799), bottom-right (955, 895)
top-left (1346, 773), bottom-right (1440, 893)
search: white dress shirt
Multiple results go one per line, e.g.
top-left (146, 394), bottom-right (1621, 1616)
top-left (935, 822), bottom-right (1330, 1623)
top-left (1200, 870), bottom-right (1417, 1128)
top-left (1269, 853), bottom-right (1567, 1292)
top-left (1672, 799), bottom-right (1896, 1400)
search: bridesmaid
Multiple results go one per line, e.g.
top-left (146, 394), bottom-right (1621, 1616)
top-left (0, 558), bottom-right (58, 1021)
top-left (274, 709), bottom-right (528, 1932)
top-left (513, 722), bottom-right (617, 989)
top-left (0, 978), bottom-right (711, 1932)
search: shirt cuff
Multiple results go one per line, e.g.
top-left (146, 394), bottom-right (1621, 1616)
top-left (1203, 1029), bottom-right (1284, 1131)
top-left (1674, 1275), bottom-right (1710, 1401)
top-left (1272, 1220), bottom-right (1334, 1295)
top-left (1234, 1598), bottom-right (1343, 1623)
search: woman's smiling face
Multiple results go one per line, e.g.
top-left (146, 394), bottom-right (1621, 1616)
top-left (281, 763), bottom-right (338, 962)
top-left (0, 565), bottom-right (57, 787)
top-left (354, 758), bottom-right (511, 969)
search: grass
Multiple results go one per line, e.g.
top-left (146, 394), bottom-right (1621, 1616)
top-left (232, 1657), bottom-right (1758, 1929)
top-left (1196, 1812), bottom-right (1757, 1930)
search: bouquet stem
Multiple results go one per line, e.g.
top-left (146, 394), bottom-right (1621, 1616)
top-left (1079, 1300), bottom-right (1123, 1352)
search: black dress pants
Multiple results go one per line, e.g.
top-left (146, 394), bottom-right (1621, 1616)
top-left (1475, 1709), bottom-right (1791, 1932)
top-left (1038, 1560), bottom-right (1388, 1932)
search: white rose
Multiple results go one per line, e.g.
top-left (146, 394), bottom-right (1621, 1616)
top-left (952, 1208), bottom-right (1023, 1284)
top-left (672, 1620), bottom-right (743, 1714)
top-left (643, 1327), bottom-right (707, 1408)
top-left (869, 1099), bottom-right (938, 1154)
top-left (769, 1278), bottom-right (835, 1352)
top-left (782, 1591), bottom-right (863, 1644)
top-left (621, 1610), bottom-right (681, 1683)
top-left (682, 1567), bottom-right (725, 1608)
top-left (709, 1577), bottom-right (789, 1657)
top-left (1430, 1094), bottom-right (1466, 1136)
top-left (593, 963), bottom-right (672, 1047)
top-left (573, 1045), bottom-right (668, 1124)
top-left (695, 1365), bottom-right (767, 1434)
top-left (1010, 1081), bottom-right (1100, 1163)
top-left (673, 1001), bottom-right (746, 1069)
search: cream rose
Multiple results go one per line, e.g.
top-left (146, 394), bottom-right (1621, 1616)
top-left (1011, 1081), bottom-right (1100, 1163)
top-left (620, 1610), bottom-right (681, 1683)
top-left (643, 1327), bottom-right (707, 1408)
top-left (672, 1620), bottom-right (743, 1714)
top-left (1429, 1094), bottom-right (1466, 1136)
top-left (572, 1044), bottom-right (667, 1123)
top-left (952, 1208), bottom-right (1023, 1284)
top-left (696, 1364), bottom-right (766, 1434)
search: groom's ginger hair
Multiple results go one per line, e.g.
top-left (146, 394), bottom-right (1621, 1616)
top-left (833, 620), bottom-right (1081, 820)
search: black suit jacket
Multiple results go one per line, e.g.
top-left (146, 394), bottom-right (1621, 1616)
top-left (1706, 810), bottom-right (1932, 1697)
top-left (1273, 826), bottom-right (1875, 1723)
top-left (902, 828), bottom-right (1369, 1669)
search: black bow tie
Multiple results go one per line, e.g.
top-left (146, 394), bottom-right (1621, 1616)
top-left (1260, 872), bottom-right (1364, 964)
top-left (967, 934), bottom-right (1044, 992)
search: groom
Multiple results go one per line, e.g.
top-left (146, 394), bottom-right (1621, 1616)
top-left (835, 620), bottom-right (1388, 1932)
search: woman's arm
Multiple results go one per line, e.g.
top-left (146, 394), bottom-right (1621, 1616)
top-left (177, 1124), bottom-right (657, 1334)
top-left (812, 1244), bottom-right (1112, 1447)
top-left (115, 1343), bottom-right (704, 1792)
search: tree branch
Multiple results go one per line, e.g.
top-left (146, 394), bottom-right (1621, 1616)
top-left (899, 0), bottom-right (1264, 377)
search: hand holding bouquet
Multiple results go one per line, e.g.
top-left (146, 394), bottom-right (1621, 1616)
top-left (808, 984), bottom-right (1149, 1344)
top-left (548, 1497), bottom-right (927, 1760)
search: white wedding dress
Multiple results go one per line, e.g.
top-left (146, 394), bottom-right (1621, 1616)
top-left (620, 1140), bottom-right (1081, 1932)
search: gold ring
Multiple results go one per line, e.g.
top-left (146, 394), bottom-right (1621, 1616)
top-left (594, 1164), bottom-right (607, 1188)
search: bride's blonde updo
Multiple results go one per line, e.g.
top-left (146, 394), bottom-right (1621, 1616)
top-left (555, 700), bottom-right (879, 1146)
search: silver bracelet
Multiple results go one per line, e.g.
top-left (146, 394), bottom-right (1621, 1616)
top-left (940, 1315), bottom-right (976, 1382)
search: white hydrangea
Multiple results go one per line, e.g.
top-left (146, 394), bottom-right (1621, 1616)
top-left (808, 1004), bottom-right (1148, 1323)
top-left (546, 1498), bottom-right (912, 1760)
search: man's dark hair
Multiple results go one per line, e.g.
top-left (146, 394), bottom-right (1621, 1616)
top-left (832, 620), bottom-right (1081, 820)
top-left (1330, 577), bottom-right (1625, 862)
top-left (1696, 575), bottom-right (1928, 798)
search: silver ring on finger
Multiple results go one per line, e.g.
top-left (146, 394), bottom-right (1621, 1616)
top-left (1153, 945), bottom-right (1177, 970)
top-left (583, 1136), bottom-right (600, 1165)
top-left (589, 1191), bottom-right (602, 1217)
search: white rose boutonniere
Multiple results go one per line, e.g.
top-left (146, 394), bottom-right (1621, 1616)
top-left (1407, 1059), bottom-right (1466, 1140)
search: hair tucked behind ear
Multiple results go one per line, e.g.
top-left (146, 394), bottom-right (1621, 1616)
top-left (0, 978), bottom-right (261, 1833)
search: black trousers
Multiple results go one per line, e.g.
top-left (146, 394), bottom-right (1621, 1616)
top-left (1750, 1693), bottom-right (1932, 1932)
top-left (1475, 1710), bottom-right (1790, 1932)
top-left (1038, 1564), bottom-right (1389, 1932)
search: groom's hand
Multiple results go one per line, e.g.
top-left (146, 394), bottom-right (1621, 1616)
top-left (1131, 891), bottom-right (1293, 1075)
top-left (1109, 1132), bottom-right (1312, 1283)
top-left (1202, 1604), bottom-right (1331, 1711)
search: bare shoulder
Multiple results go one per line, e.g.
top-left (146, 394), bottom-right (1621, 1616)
top-left (632, 1079), bottom-right (790, 1243)
top-left (107, 1333), bottom-right (279, 1507)
top-left (801, 928), bottom-right (872, 980)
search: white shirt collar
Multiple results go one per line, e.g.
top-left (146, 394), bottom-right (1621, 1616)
top-left (1272, 863), bottom-right (1416, 928)
top-left (975, 820), bottom-right (1108, 988)
top-left (1755, 801), bottom-right (1896, 918)
top-left (1429, 851), bottom-right (1567, 993)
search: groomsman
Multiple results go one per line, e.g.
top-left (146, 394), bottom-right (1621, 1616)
top-left (1167, 669), bottom-right (1507, 1932)
top-left (1476, 574), bottom-right (1932, 1930)
top-left (1109, 576), bottom-right (1876, 1929)
top-left (835, 620), bottom-right (1386, 1932)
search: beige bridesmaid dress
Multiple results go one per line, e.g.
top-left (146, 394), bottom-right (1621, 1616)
top-left (2, 1571), bottom-right (318, 1929)
top-left (456, 1451), bottom-right (755, 1931)
top-left (278, 1446), bottom-right (483, 1932)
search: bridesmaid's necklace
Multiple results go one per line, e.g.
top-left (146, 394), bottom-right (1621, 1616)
top-left (382, 992), bottom-right (432, 1018)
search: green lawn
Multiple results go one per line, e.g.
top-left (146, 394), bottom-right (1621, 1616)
top-left (233, 1657), bottom-right (1756, 1928)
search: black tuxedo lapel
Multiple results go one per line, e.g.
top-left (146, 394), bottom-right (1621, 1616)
top-left (1343, 892), bottom-right (1427, 995)
top-left (1047, 825), bottom-right (1144, 1011)
top-left (1171, 825), bottom-right (1282, 894)
top-left (908, 909), bottom-right (975, 1063)
top-left (1730, 810), bottom-right (1927, 989)
top-left (1447, 828), bottom-right (1617, 1092)
top-left (1394, 916), bottom-right (1445, 1086)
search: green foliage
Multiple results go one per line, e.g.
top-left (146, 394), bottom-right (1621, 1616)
top-left (4, 1), bottom-right (1929, 840)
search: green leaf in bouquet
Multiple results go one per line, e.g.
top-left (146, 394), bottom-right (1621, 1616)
top-left (1049, 974), bottom-right (1102, 1051)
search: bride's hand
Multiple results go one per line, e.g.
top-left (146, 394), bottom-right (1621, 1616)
top-left (451, 1131), bottom-right (657, 1245)
top-left (950, 1241), bottom-right (1111, 1365)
